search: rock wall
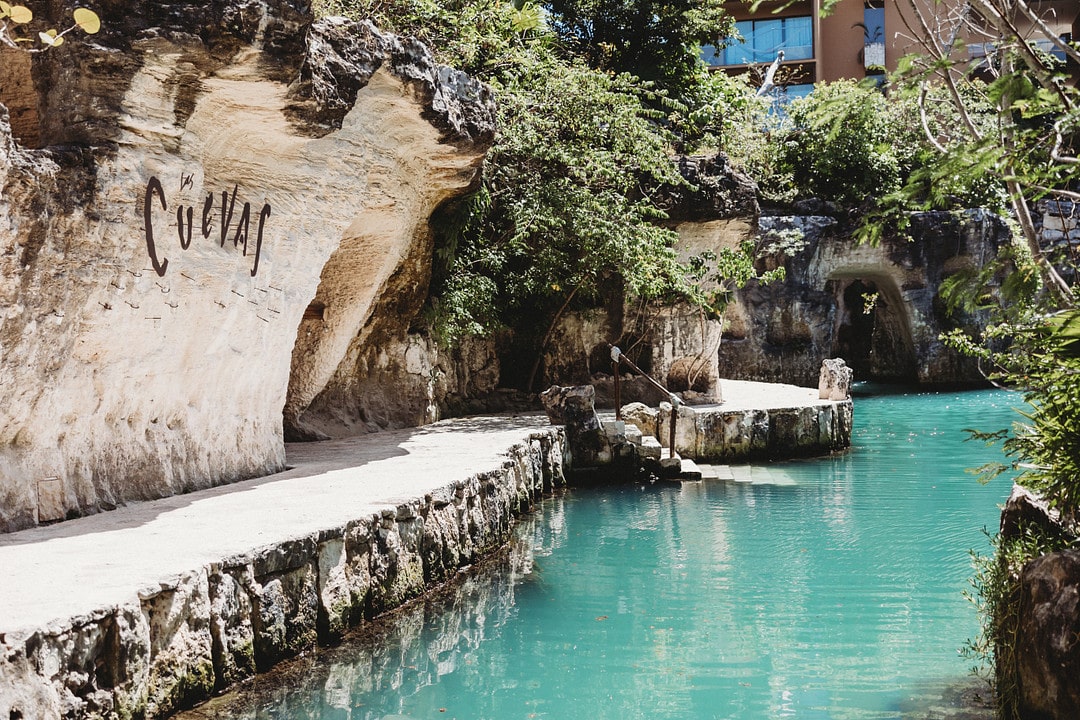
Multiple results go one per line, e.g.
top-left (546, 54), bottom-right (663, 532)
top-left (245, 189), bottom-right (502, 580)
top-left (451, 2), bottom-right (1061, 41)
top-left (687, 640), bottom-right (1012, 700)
top-left (0, 429), bottom-right (566, 720)
top-left (542, 209), bottom-right (1005, 395)
top-left (716, 210), bottom-right (1007, 386)
top-left (539, 155), bottom-right (1005, 395)
top-left (0, 3), bottom-right (495, 531)
top-left (174, 497), bottom-right (566, 719)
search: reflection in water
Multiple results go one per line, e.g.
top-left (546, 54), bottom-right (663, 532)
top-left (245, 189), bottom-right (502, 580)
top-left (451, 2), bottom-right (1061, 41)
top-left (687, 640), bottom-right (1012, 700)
top-left (182, 500), bottom-right (570, 720)
top-left (182, 391), bottom-right (1011, 720)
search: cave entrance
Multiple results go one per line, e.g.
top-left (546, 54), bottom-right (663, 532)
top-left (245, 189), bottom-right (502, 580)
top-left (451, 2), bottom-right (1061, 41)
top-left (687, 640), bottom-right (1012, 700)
top-left (830, 275), bottom-right (917, 383)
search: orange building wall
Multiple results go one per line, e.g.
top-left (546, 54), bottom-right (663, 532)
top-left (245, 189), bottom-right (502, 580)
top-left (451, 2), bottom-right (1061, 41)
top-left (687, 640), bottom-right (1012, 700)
top-left (719, 0), bottom-right (1080, 88)
top-left (818, 0), bottom-right (866, 82)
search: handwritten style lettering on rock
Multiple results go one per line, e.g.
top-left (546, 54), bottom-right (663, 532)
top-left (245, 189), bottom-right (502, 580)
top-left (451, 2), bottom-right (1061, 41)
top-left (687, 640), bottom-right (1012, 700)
top-left (143, 175), bottom-right (271, 277)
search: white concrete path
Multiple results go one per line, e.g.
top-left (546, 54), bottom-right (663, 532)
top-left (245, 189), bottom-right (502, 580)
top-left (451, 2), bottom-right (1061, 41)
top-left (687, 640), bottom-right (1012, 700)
top-left (0, 414), bottom-right (552, 639)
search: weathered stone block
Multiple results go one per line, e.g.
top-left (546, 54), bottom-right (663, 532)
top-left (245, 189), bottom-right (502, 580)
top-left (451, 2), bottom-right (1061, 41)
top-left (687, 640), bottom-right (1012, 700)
top-left (344, 517), bottom-right (377, 620)
top-left (207, 563), bottom-right (256, 688)
top-left (17, 605), bottom-right (152, 720)
top-left (1000, 483), bottom-right (1067, 541)
top-left (818, 358), bottom-right (852, 401)
top-left (657, 402), bottom-right (698, 456)
top-left (317, 536), bottom-right (351, 642)
top-left (369, 513), bottom-right (426, 614)
top-left (251, 562), bottom-right (319, 670)
top-left (768, 408), bottom-right (800, 455)
top-left (541, 385), bottom-right (611, 469)
top-left (0, 637), bottom-right (62, 720)
top-left (621, 402), bottom-right (659, 439)
top-left (139, 571), bottom-right (216, 717)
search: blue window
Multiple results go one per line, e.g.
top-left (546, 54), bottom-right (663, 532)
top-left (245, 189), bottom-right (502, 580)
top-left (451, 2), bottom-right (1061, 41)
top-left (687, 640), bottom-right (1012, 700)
top-left (713, 16), bottom-right (813, 65)
top-left (862, 5), bottom-right (884, 44)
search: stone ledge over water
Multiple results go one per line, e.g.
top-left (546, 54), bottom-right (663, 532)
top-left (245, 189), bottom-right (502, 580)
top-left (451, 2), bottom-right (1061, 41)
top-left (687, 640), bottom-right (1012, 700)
top-left (623, 379), bottom-right (853, 462)
top-left (0, 421), bottom-right (564, 720)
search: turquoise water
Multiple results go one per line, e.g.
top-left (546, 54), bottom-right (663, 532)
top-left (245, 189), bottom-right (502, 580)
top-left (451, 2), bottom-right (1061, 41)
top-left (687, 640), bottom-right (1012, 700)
top-left (198, 389), bottom-right (1018, 720)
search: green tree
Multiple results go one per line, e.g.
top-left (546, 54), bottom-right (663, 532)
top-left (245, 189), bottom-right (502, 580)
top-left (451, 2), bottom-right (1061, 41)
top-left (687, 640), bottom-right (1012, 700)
top-left (322, 0), bottom-right (774, 390)
top-left (778, 79), bottom-right (911, 206)
top-left (543, 0), bottom-right (734, 93)
top-left (890, 0), bottom-right (1080, 302)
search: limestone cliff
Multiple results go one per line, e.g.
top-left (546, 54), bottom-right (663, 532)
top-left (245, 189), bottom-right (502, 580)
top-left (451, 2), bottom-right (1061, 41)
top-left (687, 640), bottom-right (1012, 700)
top-left (716, 210), bottom-right (1006, 386)
top-left (0, 2), bottom-right (494, 532)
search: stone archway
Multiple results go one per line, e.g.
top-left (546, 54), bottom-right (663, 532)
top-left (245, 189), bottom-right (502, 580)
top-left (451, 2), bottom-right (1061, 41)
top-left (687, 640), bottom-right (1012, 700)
top-left (828, 272), bottom-right (918, 383)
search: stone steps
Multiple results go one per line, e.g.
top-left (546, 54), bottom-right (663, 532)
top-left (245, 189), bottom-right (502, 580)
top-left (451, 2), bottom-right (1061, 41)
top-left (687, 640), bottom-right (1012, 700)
top-left (601, 418), bottom-right (800, 484)
top-left (603, 419), bottom-right (701, 481)
top-left (602, 417), bottom-right (801, 485)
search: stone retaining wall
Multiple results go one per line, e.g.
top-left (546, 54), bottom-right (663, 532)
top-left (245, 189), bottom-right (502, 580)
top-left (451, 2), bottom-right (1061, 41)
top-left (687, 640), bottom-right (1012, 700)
top-left (0, 430), bottom-right (566, 720)
top-left (623, 399), bottom-right (853, 462)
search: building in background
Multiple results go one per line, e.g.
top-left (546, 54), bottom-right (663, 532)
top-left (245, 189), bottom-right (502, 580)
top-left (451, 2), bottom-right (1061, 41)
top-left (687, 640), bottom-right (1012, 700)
top-left (704, 0), bottom-right (1080, 98)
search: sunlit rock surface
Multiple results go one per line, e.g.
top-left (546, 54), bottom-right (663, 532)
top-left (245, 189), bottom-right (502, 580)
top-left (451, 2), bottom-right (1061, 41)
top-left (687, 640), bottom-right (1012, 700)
top-left (0, 4), bottom-right (494, 531)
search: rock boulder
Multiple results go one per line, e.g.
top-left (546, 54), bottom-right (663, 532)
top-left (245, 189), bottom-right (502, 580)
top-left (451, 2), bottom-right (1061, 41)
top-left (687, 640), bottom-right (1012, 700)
top-left (1014, 548), bottom-right (1080, 720)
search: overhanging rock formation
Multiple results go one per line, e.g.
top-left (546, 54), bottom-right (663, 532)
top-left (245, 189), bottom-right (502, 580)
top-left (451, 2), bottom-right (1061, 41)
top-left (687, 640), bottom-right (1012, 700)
top-left (0, 2), bottom-right (495, 532)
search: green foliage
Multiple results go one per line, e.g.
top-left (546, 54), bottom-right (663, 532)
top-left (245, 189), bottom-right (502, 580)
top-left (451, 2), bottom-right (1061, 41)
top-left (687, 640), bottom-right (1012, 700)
top-left (544, 0), bottom-right (734, 94)
top-left (436, 52), bottom-right (697, 343)
top-left (313, 0), bottom-right (543, 75)
top-left (321, 0), bottom-right (774, 367)
top-left (974, 311), bottom-right (1080, 519)
top-left (671, 69), bottom-right (777, 173)
top-left (775, 80), bottom-right (913, 207)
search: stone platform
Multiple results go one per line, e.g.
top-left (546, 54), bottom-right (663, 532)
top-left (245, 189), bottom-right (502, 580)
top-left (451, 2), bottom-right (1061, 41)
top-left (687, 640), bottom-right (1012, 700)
top-left (615, 379), bottom-right (853, 463)
top-left (0, 379), bottom-right (850, 720)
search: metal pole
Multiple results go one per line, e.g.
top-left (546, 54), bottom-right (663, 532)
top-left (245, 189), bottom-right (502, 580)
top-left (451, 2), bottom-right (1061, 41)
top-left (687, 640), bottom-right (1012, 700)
top-left (613, 360), bottom-right (621, 420)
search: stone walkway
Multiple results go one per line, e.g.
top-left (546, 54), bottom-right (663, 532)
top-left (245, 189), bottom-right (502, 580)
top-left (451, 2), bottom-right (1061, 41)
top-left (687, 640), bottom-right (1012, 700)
top-left (0, 414), bottom-right (553, 638)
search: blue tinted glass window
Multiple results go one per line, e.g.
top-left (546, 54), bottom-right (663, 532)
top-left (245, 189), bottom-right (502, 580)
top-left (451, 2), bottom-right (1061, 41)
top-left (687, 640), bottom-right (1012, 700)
top-left (785, 16), bottom-right (813, 60)
top-left (717, 16), bottom-right (813, 65)
top-left (721, 20), bottom-right (755, 65)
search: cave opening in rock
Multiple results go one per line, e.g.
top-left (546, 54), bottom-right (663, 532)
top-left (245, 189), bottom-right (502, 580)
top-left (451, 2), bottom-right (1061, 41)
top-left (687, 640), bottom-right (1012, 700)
top-left (831, 275), bottom-right (918, 383)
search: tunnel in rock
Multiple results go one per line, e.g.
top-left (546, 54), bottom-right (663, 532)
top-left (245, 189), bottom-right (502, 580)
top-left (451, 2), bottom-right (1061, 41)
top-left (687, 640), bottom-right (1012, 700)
top-left (828, 273), bottom-right (918, 383)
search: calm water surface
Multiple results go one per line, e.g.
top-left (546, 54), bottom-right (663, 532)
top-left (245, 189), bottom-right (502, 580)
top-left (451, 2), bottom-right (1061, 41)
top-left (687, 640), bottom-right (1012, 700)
top-left (195, 388), bottom-right (1019, 720)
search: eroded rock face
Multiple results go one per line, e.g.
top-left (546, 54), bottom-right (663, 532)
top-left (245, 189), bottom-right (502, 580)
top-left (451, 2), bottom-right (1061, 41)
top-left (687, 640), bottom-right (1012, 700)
top-left (0, 5), bottom-right (494, 531)
top-left (717, 210), bottom-right (1007, 386)
top-left (1013, 548), bottom-right (1080, 720)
